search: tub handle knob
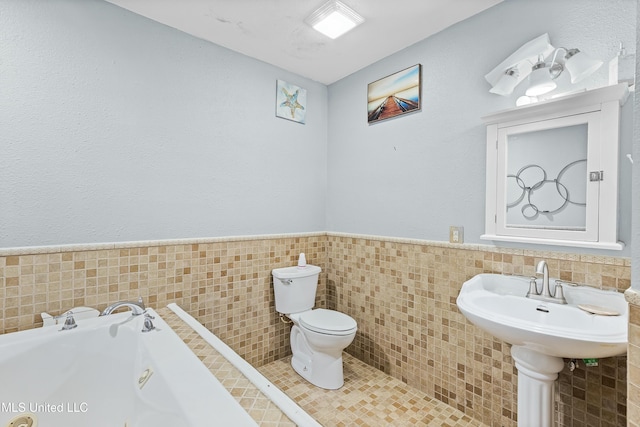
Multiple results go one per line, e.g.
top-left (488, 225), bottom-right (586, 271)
top-left (141, 312), bottom-right (156, 333)
top-left (60, 311), bottom-right (78, 331)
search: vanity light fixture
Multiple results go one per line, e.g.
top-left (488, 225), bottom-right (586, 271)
top-left (304, 0), bottom-right (364, 39)
top-left (525, 48), bottom-right (603, 96)
top-left (486, 35), bottom-right (604, 100)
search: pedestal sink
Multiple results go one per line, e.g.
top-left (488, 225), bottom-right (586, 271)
top-left (457, 273), bottom-right (627, 427)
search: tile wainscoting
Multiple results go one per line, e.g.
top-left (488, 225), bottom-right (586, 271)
top-left (0, 232), bottom-right (631, 426)
top-left (0, 233), bottom-right (327, 368)
top-left (326, 234), bottom-right (629, 427)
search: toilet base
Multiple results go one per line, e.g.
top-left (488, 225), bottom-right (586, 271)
top-left (290, 325), bottom-right (346, 389)
top-left (291, 349), bottom-right (345, 390)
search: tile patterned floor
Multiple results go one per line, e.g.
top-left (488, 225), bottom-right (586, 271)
top-left (159, 307), bottom-right (296, 427)
top-left (259, 355), bottom-right (488, 427)
top-left (162, 306), bottom-right (486, 426)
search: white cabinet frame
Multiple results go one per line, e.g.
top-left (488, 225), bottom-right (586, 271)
top-left (481, 84), bottom-right (629, 250)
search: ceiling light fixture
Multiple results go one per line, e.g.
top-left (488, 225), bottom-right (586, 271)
top-left (305, 0), bottom-right (364, 39)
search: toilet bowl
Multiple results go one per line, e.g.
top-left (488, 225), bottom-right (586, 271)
top-left (272, 260), bottom-right (357, 390)
top-left (288, 309), bottom-right (357, 389)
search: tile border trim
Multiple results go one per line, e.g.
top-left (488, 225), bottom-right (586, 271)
top-left (327, 232), bottom-right (630, 266)
top-left (0, 232), bottom-right (327, 256)
top-left (0, 231), bottom-right (629, 267)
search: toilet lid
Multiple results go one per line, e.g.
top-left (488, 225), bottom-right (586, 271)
top-left (299, 309), bottom-right (357, 335)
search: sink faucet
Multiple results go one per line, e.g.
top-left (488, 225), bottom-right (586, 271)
top-left (100, 297), bottom-right (146, 316)
top-left (536, 260), bottom-right (552, 298)
top-left (526, 260), bottom-right (567, 304)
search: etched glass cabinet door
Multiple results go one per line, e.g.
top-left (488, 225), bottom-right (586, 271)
top-left (496, 112), bottom-right (600, 242)
top-left (482, 84), bottom-right (628, 250)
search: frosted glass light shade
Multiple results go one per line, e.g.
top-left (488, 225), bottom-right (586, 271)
top-left (305, 0), bottom-right (364, 39)
top-left (490, 69), bottom-right (519, 96)
top-left (516, 96), bottom-right (537, 106)
top-left (525, 62), bottom-right (556, 96)
top-left (564, 49), bottom-right (603, 83)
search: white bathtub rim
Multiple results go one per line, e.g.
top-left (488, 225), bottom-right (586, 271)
top-left (0, 309), bottom-right (258, 427)
top-left (167, 303), bottom-right (322, 427)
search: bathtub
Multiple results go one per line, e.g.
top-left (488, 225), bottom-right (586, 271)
top-left (0, 307), bottom-right (259, 427)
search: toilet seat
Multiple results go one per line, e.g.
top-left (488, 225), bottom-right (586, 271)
top-left (299, 309), bottom-right (357, 336)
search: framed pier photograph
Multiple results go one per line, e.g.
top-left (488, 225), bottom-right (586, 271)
top-left (367, 64), bottom-right (421, 124)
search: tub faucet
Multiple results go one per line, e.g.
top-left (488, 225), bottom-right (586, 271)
top-left (100, 297), bottom-right (146, 316)
top-left (526, 260), bottom-right (567, 304)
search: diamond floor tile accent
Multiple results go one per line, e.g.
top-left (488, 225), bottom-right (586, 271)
top-left (158, 307), bottom-right (296, 427)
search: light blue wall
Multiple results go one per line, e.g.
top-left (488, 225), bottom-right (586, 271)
top-left (0, 0), bottom-right (328, 247)
top-left (1, 0), bottom-right (636, 257)
top-left (326, 0), bottom-right (636, 256)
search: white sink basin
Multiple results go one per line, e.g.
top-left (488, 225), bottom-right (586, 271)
top-left (457, 274), bottom-right (628, 359)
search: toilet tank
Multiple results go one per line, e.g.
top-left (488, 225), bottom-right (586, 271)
top-left (272, 265), bottom-right (321, 314)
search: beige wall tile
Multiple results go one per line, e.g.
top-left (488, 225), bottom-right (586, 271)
top-left (0, 234), bottom-right (631, 426)
top-left (327, 235), bottom-right (629, 427)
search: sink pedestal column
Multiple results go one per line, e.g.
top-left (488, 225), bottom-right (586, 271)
top-left (511, 345), bottom-right (565, 427)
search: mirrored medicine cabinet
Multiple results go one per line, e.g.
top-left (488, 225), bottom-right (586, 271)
top-left (481, 83), bottom-right (629, 250)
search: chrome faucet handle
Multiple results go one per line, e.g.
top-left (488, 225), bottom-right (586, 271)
top-left (526, 277), bottom-right (538, 297)
top-left (60, 311), bottom-right (78, 331)
top-left (142, 312), bottom-right (156, 333)
top-left (553, 283), bottom-right (568, 304)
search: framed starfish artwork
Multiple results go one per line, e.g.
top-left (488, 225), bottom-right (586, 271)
top-left (276, 80), bottom-right (307, 124)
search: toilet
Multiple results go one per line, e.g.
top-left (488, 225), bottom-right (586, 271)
top-left (272, 262), bottom-right (357, 390)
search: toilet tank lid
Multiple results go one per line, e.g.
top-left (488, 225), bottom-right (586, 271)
top-left (272, 264), bottom-right (321, 279)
